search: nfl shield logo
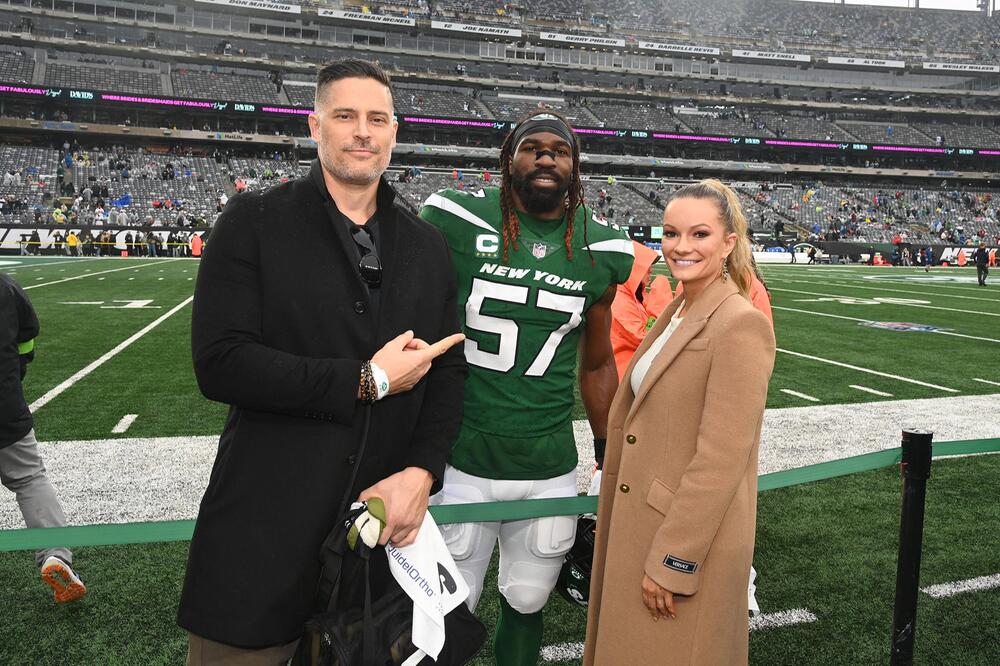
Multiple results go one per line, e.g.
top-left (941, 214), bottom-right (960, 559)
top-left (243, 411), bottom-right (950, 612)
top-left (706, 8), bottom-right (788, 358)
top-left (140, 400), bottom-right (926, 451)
top-left (531, 242), bottom-right (548, 259)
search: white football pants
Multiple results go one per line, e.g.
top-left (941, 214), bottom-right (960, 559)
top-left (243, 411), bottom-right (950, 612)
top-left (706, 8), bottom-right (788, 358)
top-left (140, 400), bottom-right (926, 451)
top-left (431, 465), bottom-right (578, 614)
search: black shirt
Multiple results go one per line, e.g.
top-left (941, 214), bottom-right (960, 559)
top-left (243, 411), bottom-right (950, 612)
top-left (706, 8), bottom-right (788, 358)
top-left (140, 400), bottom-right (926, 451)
top-left (309, 159), bottom-right (383, 320)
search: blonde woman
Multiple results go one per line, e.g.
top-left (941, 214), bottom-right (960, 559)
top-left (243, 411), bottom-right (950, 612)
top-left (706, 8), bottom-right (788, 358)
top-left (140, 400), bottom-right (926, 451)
top-left (584, 179), bottom-right (776, 665)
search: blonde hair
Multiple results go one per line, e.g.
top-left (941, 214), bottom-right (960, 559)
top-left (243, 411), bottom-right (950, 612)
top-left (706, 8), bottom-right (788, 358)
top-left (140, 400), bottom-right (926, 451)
top-left (665, 178), bottom-right (755, 299)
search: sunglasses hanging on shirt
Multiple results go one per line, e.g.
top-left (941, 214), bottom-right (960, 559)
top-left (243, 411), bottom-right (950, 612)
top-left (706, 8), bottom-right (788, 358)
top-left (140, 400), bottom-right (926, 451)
top-left (350, 225), bottom-right (382, 287)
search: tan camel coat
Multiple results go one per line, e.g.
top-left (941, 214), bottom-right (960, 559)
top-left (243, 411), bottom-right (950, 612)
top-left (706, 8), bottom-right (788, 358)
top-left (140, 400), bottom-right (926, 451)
top-left (584, 278), bottom-right (775, 665)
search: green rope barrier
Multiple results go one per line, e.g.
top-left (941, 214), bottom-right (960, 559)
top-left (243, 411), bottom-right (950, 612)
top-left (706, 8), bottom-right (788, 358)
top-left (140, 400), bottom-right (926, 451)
top-left (1, 438), bottom-right (998, 553)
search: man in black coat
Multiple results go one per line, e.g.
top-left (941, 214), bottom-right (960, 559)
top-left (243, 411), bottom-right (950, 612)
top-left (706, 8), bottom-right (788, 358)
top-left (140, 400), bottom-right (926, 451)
top-left (972, 241), bottom-right (990, 286)
top-left (178, 59), bottom-right (467, 664)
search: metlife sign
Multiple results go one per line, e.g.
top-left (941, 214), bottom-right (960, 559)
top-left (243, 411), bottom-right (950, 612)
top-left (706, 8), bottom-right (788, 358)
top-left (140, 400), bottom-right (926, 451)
top-left (430, 20), bottom-right (522, 37)
top-left (731, 49), bottom-right (811, 63)
top-left (923, 62), bottom-right (1000, 73)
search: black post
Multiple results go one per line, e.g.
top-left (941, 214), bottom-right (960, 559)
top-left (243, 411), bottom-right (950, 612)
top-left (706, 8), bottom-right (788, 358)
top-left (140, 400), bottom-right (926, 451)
top-left (889, 429), bottom-right (933, 666)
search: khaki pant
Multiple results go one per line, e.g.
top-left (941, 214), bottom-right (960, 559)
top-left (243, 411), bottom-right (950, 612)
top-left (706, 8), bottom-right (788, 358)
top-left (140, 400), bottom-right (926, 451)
top-left (186, 633), bottom-right (300, 666)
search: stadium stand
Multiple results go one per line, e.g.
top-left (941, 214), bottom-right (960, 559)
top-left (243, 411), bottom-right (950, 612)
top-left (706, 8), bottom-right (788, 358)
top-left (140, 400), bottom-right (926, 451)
top-left (44, 61), bottom-right (163, 96)
top-left (0, 49), bottom-right (34, 84)
top-left (171, 67), bottom-right (282, 104)
top-left (394, 85), bottom-right (493, 118)
top-left (587, 101), bottom-right (686, 131)
top-left (833, 121), bottom-right (936, 147)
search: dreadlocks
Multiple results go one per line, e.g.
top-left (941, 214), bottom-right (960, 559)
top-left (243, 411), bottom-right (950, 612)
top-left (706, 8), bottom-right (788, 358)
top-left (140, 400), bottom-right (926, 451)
top-left (498, 110), bottom-right (591, 265)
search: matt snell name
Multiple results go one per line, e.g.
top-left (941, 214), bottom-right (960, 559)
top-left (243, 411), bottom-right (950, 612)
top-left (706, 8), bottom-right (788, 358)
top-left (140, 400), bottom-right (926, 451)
top-left (479, 263), bottom-right (587, 292)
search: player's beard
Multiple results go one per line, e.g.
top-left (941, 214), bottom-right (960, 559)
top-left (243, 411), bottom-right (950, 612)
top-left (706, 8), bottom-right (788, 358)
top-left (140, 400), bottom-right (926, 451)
top-left (511, 167), bottom-right (570, 216)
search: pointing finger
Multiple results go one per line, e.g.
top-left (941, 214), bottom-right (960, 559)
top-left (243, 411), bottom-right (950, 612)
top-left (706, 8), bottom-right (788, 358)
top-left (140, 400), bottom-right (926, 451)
top-left (427, 333), bottom-right (466, 357)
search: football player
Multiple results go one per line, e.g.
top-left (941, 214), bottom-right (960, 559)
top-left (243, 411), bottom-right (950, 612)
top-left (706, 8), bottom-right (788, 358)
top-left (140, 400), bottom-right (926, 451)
top-left (420, 111), bottom-right (633, 666)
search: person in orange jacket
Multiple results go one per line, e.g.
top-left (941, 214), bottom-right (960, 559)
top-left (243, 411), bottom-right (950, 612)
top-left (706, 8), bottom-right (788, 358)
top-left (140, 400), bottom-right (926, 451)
top-left (610, 242), bottom-right (673, 380)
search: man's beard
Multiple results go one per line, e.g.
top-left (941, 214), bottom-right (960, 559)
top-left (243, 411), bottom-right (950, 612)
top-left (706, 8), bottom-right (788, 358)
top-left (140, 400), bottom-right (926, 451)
top-left (511, 167), bottom-right (570, 216)
top-left (320, 142), bottom-right (388, 186)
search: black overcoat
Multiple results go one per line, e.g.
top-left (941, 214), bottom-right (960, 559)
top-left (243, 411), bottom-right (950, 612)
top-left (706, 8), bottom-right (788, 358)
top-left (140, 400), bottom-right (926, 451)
top-left (177, 161), bottom-right (466, 648)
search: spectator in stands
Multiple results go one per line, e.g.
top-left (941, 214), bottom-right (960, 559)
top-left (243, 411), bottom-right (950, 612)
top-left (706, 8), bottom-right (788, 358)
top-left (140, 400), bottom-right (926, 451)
top-left (177, 58), bottom-right (466, 666)
top-left (1, 273), bottom-right (87, 604)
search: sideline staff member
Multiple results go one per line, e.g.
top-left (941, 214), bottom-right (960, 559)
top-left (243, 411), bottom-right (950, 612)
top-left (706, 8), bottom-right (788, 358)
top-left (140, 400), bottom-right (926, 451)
top-left (178, 59), bottom-right (466, 664)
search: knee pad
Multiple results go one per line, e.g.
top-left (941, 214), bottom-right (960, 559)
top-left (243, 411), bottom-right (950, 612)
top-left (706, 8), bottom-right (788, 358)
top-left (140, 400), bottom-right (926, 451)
top-left (499, 515), bottom-right (577, 614)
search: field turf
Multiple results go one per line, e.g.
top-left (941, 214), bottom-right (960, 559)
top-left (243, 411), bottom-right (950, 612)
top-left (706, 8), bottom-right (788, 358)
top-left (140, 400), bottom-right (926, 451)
top-left (0, 255), bottom-right (997, 664)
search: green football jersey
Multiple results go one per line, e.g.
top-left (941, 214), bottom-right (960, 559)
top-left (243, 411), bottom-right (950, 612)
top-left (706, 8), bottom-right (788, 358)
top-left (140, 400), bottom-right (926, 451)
top-left (420, 187), bottom-right (634, 480)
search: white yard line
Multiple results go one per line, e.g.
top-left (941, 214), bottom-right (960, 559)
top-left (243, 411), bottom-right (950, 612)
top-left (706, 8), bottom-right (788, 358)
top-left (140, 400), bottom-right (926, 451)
top-left (29, 296), bottom-right (194, 412)
top-left (850, 385), bottom-right (894, 397)
top-left (972, 378), bottom-right (1000, 387)
top-left (111, 414), bottom-right (139, 434)
top-left (771, 306), bottom-right (1000, 344)
top-left (22, 259), bottom-right (178, 290)
top-left (769, 286), bottom-right (1000, 318)
top-left (922, 573), bottom-right (1000, 599)
top-left (4, 257), bottom-right (104, 270)
top-left (776, 348), bottom-right (959, 393)
top-left (766, 276), bottom-right (1000, 304)
top-left (780, 389), bottom-right (820, 402)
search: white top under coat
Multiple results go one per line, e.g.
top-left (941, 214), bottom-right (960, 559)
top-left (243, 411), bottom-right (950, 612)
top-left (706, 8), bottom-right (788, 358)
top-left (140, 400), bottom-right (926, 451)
top-left (630, 302), bottom-right (685, 396)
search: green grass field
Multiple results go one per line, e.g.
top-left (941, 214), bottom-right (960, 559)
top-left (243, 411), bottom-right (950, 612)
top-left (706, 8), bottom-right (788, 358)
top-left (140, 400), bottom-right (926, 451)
top-left (0, 255), bottom-right (997, 664)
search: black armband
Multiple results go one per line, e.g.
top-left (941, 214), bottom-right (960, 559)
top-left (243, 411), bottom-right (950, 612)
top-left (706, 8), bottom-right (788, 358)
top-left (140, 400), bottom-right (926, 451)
top-left (593, 437), bottom-right (607, 470)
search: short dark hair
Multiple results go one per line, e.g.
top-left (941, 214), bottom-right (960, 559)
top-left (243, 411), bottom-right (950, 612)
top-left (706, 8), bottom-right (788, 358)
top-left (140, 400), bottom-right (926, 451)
top-left (315, 59), bottom-right (393, 110)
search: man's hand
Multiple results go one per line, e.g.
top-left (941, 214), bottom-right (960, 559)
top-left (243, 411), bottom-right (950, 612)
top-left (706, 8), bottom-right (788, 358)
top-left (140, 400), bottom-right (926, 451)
top-left (372, 330), bottom-right (465, 396)
top-left (358, 467), bottom-right (434, 547)
top-left (641, 574), bottom-right (676, 621)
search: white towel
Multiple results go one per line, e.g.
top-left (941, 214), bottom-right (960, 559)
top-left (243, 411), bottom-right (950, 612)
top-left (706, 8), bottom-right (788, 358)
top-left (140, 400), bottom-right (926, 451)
top-left (385, 512), bottom-right (469, 663)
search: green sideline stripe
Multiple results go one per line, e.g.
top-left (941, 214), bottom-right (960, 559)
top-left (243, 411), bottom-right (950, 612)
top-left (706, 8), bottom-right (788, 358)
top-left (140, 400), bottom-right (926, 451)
top-left (1, 438), bottom-right (998, 553)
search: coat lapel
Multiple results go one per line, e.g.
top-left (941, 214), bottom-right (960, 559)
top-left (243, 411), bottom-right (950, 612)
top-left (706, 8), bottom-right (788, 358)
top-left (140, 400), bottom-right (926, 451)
top-left (623, 279), bottom-right (740, 426)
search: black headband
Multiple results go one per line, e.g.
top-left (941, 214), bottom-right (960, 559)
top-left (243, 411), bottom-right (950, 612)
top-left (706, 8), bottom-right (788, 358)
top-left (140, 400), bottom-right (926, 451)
top-left (510, 114), bottom-right (577, 156)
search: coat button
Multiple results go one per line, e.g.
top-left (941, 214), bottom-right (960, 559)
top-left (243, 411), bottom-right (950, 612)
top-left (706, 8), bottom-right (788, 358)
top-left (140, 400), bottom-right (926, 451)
top-left (354, 301), bottom-right (367, 314)
top-left (620, 484), bottom-right (630, 493)
top-left (346, 454), bottom-right (357, 465)
top-left (626, 434), bottom-right (637, 444)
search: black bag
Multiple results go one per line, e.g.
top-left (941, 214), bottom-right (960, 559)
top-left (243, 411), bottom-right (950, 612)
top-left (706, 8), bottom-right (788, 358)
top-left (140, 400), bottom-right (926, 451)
top-left (292, 505), bottom-right (486, 666)
top-left (293, 407), bottom-right (486, 666)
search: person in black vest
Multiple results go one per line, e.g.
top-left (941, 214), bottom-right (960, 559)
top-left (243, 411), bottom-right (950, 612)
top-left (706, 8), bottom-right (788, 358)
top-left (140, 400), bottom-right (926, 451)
top-left (0, 274), bottom-right (86, 604)
top-left (177, 59), bottom-right (467, 665)
top-left (973, 241), bottom-right (990, 286)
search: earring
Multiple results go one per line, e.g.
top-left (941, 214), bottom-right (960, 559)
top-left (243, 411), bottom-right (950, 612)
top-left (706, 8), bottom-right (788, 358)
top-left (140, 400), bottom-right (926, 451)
top-left (721, 258), bottom-right (730, 282)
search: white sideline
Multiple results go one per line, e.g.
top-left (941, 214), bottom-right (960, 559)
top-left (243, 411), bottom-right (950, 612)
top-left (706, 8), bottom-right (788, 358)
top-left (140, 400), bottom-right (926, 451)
top-left (766, 276), bottom-right (999, 304)
top-left (21, 258), bottom-right (178, 290)
top-left (6, 258), bottom-right (103, 270)
top-left (748, 608), bottom-right (819, 631)
top-left (29, 296), bottom-right (194, 412)
top-left (973, 378), bottom-right (1000, 387)
top-left (921, 573), bottom-right (1000, 599)
top-left (776, 348), bottom-right (959, 393)
top-left (771, 306), bottom-right (1000, 345)
top-left (5, 394), bottom-right (999, 529)
top-left (769, 286), bottom-right (1000, 318)
top-left (539, 610), bottom-right (819, 661)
